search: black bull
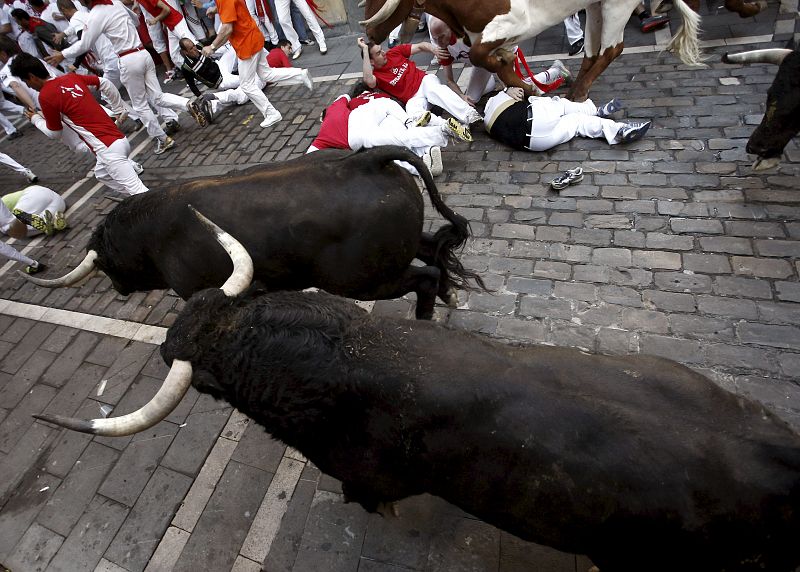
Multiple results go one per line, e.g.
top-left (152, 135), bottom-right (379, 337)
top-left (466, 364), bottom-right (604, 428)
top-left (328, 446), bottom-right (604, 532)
top-left (157, 288), bottom-right (800, 570)
top-left (30, 147), bottom-right (483, 319)
top-left (36, 215), bottom-right (800, 571)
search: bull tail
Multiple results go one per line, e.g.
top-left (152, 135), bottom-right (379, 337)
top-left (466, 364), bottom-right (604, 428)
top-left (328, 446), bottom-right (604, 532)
top-left (667, 0), bottom-right (705, 67)
top-left (367, 146), bottom-right (487, 292)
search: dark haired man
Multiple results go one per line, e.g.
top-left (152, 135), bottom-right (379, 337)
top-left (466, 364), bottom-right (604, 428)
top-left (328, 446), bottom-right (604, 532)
top-left (10, 53), bottom-right (148, 195)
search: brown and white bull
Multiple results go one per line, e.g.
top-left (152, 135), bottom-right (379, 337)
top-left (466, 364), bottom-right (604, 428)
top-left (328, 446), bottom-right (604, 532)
top-left (723, 47), bottom-right (800, 171)
top-left (361, 0), bottom-right (704, 101)
top-left (38, 210), bottom-right (800, 572)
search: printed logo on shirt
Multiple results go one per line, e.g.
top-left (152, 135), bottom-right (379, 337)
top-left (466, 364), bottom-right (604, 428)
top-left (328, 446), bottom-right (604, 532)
top-left (60, 83), bottom-right (85, 98)
top-left (389, 62), bottom-right (408, 86)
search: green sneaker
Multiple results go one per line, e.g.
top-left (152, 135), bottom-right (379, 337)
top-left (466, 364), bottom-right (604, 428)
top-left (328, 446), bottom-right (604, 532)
top-left (13, 209), bottom-right (54, 235)
top-left (414, 111), bottom-right (431, 127)
top-left (52, 211), bottom-right (67, 231)
top-left (24, 262), bottom-right (45, 274)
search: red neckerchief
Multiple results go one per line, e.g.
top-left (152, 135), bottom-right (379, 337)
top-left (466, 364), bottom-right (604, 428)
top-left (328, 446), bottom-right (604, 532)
top-left (305, 0), bottom-right (330, 27)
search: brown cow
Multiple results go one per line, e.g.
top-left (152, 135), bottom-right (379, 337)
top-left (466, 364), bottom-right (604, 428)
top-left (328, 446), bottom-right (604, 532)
top-left (361, 0), bottom-right (704, 101)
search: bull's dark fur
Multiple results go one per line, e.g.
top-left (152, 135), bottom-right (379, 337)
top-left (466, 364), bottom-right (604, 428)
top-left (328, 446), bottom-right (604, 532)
top-left (87, 146), bottom-right (484, 319)
top-left (163, 285), bottom-right (800, 572)
top-left (745, 50), bottom-right (800, 161)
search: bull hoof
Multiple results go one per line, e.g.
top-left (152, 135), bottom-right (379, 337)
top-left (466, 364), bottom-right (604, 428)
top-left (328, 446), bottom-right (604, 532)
top-left (737, 2), bottom-right (763, 16)
top-left (376, 501), bottom-right (400, 518)
top-left (443, 289), bottom-right (459, 308)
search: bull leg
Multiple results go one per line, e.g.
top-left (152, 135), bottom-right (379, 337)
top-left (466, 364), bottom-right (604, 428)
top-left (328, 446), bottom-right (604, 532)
top-left (416, 232), bottom-right (458, 308)
top-left (342, 482), bottom-right (401, 517)
top-left (724, 0), bottom-right (764, 16)
top-left (367, 265), bottom-right (441, 320)
top-left (469, 41), bottom-right (534, 96)
top-left (567, 44), bottom-right (624, 102)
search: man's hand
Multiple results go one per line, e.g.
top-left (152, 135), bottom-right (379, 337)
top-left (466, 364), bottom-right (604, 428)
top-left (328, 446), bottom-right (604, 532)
top-left (356, 37), bottom-right (368, 50)
top-left (52, 31), bottom-right (65, 44)
top-left (433, 46), bottom-right (448, 61)
top-left (23, 107), bottom-right (38, 120)
top-left (46, 51), bottom-right (65, 66)
top-left (506, 86), bottom-right (524, 101)
top-left (146, 18), bottom-right (156, 25)
top-left (201, 45), bottom-right (214, 57)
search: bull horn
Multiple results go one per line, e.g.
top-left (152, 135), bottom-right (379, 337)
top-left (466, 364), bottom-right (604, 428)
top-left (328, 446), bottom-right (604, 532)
top-left (359, 0), bottom-right (402, 27)
top-left (188, 206), bottom-right (253, 297)
top-left (33, 359), bottom-right (193, 436)
top-left (723, 48), bottom-right (792, 65)
top-left (20, 250), bottom-right (99, 287)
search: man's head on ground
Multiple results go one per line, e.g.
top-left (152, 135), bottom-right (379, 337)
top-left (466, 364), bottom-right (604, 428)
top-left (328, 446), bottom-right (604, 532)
top-left (0, 35), bottom-right (21, 63)
top-left (56, 0), bottom-right (77, 19)
top-left (277, 39), bottom-right (291, 55)
top-left (427, 15), bottom-right (452, 49)
top-left (366, 41), bottom-right (387, 68)
top-left (350, 80), bottom-right (372, 98)
top-left (9, 53), bottom-right (50, 91)
top-left (10, 8), bottom-right (32, 28)
top-left (179, 37), bottom-right (200, 58)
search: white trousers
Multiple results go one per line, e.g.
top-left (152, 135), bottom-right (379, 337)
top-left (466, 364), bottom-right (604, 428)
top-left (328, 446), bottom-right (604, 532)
top-left (347, 99), bottom-right (447, 157)
top-left (274, 0), bottom-right (326, 53)
top-left (118, 49), bottom-right (189, 140)
top-left (462, 67), bottom-right (496, 105)
top-left (217, 65), bottom-right (306, 106)
top-left (0, 95), bottom-right (22, 135)
top-left (93, 138), bottom-right (149, 195)
top-left (0, 185), bottom-right (66, 237)
top-left (406, 74), bottom-right (478, 125)
top-left (0, 152), bottom-right (27, 174)
top-left (526, 97), bottom-right (625, 151)
top-left (563, 13), bottom-right (583, 44)
top-left (0, 240), bottom-right (36, 266)
top-left (246, 0), bottom-right (279, 43)
top-left (237, 49), bottom-right (293, 118)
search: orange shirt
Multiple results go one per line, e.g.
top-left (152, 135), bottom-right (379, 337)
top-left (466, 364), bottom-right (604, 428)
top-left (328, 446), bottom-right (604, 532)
top-left (216, 0), bottom-right (264, 60)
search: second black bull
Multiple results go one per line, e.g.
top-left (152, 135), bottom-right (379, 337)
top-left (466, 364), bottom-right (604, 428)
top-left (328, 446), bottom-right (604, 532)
top-left (25, 146), bottom-right (485, 319)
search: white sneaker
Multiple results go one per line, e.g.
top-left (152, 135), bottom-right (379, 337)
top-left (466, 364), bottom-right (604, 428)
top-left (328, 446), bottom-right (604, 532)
top-left (23, 168), bottom-right (38, 183)
top-left (428, 146), bottom-right (443, 176)
top-left (292, 47), bottom-right (302, 60)
top-left (422, 152), bottom-right (432, 172)
top-left (132, 161), bottom-right (144, 175)
top-left (319, 43), bottom-right (327, 55)
top-left (154, 136), bottom-right (175, 155)
top-left (301, 69), bottom-right (314, 92)
top-left (466, 109), bottom-right (483, 125)
top-left (260, 110), bottom-right (282, 128)
top-left (552, 59), bottom-right (572, 82)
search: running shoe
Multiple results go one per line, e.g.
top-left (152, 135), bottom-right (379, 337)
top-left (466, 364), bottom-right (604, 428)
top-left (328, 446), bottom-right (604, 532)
top-left (23, 168), bottom-right (38, 183)
top-left (53, 211), bottom-right (67, 232)
top-left (552, 59), bottom-right (572, 83)
top-left (187, 98), bottom-right (208, 127)
top-left (641, 14), bottom-right (670, 32)
top-left (154, 136), bottom-right (176, 155)
top-left (164, 120), bottom-right (181, 136)
top-left (13, 209), bottom-right (54, 235)
top-left (550, 167), bottom-right (584, 190)
top-left (597, 98), bottom-right (623, 118)
top-left (617, 121), bottom-right (652, 143)
top-left (428, 145), bottom-right (443, 176)
top-left (444, 117), bottom-right (473, 142)
top-left (413, 111), bottom-right (431, 128)
top-left (24, 262), bottom-right (45, 274)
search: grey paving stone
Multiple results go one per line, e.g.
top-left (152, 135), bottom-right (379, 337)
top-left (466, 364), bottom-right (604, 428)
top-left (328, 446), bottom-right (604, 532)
top-left (229, 421), bottom-right (286, 474)
top-left (95, 342), bottom-right (159, 406)
top-left (1, 322), bottom-right (56, 375)
top-left (776, 281), bottom-right (800, 303)
top-left (426, 513), bottom-right (500, 572)
top-left (0, 383), bottom-right (57, 454)
top-left (654, 272), bottom-right (713, 293)
top-left (40, 327), bottom-right (79, 354)
top-left (173, 460), bottom-right (273, 572)
top-left (46, 495), bottom-right (128, 572)
top-left (97, 420), bottom-right (178, 507)
top-left (262, 476), bottom-right (317, 572)
top-left (645, 233), bottom-right (695, 251)
top-left (0, 470), bottom-right (60, 561)
top-left (639, 335), bottom-right (704, 364)
top-left (737, 323), bottom-right (800, 351)
top-left (37, 442), bottom-right (119, 537)
top-left (105, 466), bottom-right (193, 572)
top-left (0, 348), bottom-right (58, 410)
top-left (682, 253), bottom-right (733, 274)
top-left (696, 295), bottom-right (758, 319)
top-left (40, 363), bottom-right (107, 421)
top-left (0, 317), bottom-right (35, 344)
top-left (533, 261), bottom-right (571, 281)
top-left (731, 256), bottom-right (794, 279)
top-left (4, 522), bottom-right (64, 572)
top-left (160, 405), bottom-right (231, 477)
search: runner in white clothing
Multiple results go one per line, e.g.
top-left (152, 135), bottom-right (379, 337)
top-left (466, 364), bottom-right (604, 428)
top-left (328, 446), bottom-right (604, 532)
top-left (0, 151), bottom-right (38, 182)
top-left (45, 0), bottom-right (209, 155)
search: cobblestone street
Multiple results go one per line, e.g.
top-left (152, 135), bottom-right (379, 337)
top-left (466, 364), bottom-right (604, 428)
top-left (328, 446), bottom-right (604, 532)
top-left (1, 0), bottom-right (799, 569)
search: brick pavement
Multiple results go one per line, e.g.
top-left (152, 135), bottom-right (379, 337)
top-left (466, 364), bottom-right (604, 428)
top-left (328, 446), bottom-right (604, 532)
top-left (1, 2), bottom-right (800, 570)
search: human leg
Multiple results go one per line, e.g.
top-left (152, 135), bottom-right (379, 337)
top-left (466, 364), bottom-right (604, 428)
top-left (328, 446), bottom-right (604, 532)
top-left (0, 111), bottom-right (18, 136)
top-left (465, 66), bottom-right (495, 104)
top-left (95, 138), bottom-right (149, 195)
top-left (275, 0), bottom-right (300, 53)
top-left (291, 0), bottom-right (326, 52)
top-left (239, 52), bottom-right (282, 125)
top-left (119, 51), bottom-right (168, 141)
top-left (0, 240), bottom-right (39, 268)
top-left (168, 20), bottom-right (198, 69)
top-left (0, 152), bottom-right (30, 175)
top-left (418, 75), bottom-right (482, 125)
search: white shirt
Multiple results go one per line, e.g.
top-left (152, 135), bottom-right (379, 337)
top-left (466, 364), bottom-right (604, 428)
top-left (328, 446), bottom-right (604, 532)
top-left (38, 2), bottom-right (70, 32)
top-left (61, 1), bottom-right (141, 59)
top-left (65, 9), bottom-right (118, 70)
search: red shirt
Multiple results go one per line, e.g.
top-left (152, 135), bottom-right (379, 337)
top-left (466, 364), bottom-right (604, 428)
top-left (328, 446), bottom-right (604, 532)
top-left (310, 96), bottom-right (350, 150)
top-left (371, 44), bottom-right (426, 104)
top-left (266, 47), bottom-right (290, 68)
top-left (137, 0), bottom-right (183, 30)
top-left (348, 90), bottom-right (390, 111)
top-left (39, 74), bottom-right (124, 153)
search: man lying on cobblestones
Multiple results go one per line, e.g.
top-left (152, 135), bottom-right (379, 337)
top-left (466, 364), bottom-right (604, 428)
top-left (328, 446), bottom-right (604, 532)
top-left (358, 36), bottom-right (480, 139)
top-left (307, 81), bottom-right (468, 177)
top-left (180, 36), bottom-right (312, 121)
top-left (0, 183), bottom-right (67, 239)
top-left (11, 53), bottom-right (149, 195)
top-left (484, 87), bottom-right (651, 152)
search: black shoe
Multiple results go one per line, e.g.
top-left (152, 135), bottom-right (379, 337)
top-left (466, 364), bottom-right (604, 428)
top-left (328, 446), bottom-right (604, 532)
top-left (164, 119), bottom-right (181, 135)
top-left (264, 41), bottom-right (277, 50)
top-left (7, 130), bottom-right (23, 140)
top-left (568, 37), bottom-right (584, 56)
top-left (25, 262), bottom-right (45, 274)
top-left (300, 38), bottom-right (315, 46)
